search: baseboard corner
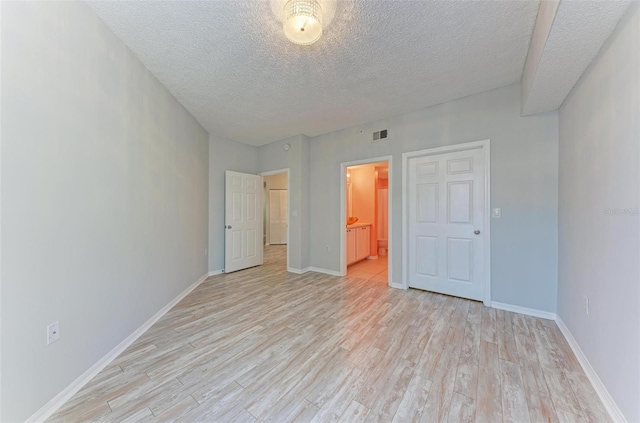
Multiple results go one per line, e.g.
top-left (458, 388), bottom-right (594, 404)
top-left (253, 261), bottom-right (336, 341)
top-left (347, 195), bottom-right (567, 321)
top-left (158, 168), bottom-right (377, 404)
top-left (287, 267), bottom-right (310, 274)
top-left (308, 267), bottom-right (342, 277)
top-left (490, 301), bottom-right (557, 320)
top-left (555, 317), bottom-right (628, 423)
top-left (208, 269), bottom-right (223, 277)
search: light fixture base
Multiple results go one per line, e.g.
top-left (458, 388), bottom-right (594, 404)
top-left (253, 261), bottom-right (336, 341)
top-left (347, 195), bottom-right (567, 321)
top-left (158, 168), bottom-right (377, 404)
top-left (282, 0), bottom-right (323, 45)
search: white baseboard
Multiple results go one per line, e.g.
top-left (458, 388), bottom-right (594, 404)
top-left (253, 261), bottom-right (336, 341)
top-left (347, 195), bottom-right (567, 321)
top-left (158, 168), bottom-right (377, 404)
top-left (389, 282), bottom-right (406, 290)
top-left (287, 267), bottom-right (310, 274)
top-left (208, 269), bottom-right (223, 277)
top-left (26, 273), bottom-right (209, 423)
top-left (491, 301), bottom-right (557, 320)
top-left (366, 255), bottom-right (379, 260)
top-left (308, 267), bottom-right (342, 277)
top-left (555, 318), bottom-right (627, 423)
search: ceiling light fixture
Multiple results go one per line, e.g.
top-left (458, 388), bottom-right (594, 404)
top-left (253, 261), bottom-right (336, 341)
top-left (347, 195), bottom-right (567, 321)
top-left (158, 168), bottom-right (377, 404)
top-left (282, 0), bottom-right (323, 45)
top-left (270, 0), bottom-right (335, 46)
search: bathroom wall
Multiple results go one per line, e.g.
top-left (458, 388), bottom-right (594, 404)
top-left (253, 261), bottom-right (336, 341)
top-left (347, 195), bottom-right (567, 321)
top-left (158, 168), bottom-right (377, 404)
top-left (350, 166), bottom-right (376, 227)
top-left (377, 168), bottom-right (389, 189)
top-left (348, 162), bottom-right (388, 258)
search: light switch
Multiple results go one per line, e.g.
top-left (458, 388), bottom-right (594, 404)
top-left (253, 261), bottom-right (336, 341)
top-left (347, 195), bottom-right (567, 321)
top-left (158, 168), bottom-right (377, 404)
top-left (492, 208), bottom-right (502, 218)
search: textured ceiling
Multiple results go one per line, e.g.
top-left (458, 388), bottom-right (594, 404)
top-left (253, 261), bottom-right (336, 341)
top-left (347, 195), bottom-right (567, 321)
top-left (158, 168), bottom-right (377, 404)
top-left (88, 0), bottom-right (540, 146)
top-left (521, 0), bottom-right (631, 115)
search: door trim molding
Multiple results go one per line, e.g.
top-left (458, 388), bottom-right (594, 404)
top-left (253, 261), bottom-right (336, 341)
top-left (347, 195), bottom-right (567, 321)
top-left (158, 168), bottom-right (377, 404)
top-left (340, 156), bottom-right (393, 288)
top-left (401, 139), bottom-right (491, 305)
top-left (260, 168), bottom-right (290, 271)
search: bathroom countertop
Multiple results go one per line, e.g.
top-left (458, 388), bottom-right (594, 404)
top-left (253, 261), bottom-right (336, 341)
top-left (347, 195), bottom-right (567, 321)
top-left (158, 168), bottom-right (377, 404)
top-left (346, 222), bottom-right (372, 229)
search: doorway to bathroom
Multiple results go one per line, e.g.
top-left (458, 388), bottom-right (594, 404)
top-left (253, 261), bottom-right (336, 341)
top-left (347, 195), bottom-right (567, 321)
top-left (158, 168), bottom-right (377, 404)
top-left (261, 169), bottom-right (289, 271)
top-left (340, 156), bottom-right (393, 287)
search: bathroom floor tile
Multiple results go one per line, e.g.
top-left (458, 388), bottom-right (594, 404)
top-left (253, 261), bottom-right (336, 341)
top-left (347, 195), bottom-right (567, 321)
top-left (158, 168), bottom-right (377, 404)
top-left (348, 257), bottom-right (388, 283)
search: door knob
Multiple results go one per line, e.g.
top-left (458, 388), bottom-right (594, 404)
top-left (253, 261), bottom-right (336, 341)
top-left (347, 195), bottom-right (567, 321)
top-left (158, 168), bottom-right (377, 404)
top-left (474, 230), bottom-right (481, 235)
top-left (226, 225), bottom-right (232, 229)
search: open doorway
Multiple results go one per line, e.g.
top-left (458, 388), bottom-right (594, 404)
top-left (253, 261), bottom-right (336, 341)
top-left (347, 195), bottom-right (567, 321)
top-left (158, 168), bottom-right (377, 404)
top-left (341, 157), bottom-right (392, 286)
top-left (261, 169), bottom-right (289, 271)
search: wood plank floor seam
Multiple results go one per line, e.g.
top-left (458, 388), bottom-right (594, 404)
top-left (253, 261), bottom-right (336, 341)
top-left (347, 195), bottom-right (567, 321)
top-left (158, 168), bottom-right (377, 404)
top-left (47, 246), bottom-right (610, 423)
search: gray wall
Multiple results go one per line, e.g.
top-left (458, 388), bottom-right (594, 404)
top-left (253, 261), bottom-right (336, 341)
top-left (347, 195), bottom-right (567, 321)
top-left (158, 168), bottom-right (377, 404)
top-left (258, 135), bottom-right (311, 271)
top-left (558, 4), bottom-right (640, 421)
top-left (208, 135), bottom-right (258, 272)
top-left (0, 2), bottom-right (4, 420)
top-left (308, 83), bottom-right (559, 312)
top-left (0, 2), bottom-right (209, 421)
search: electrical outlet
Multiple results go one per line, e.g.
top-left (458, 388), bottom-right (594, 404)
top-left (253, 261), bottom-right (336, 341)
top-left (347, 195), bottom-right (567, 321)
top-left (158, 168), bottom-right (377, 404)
top-left (584, 296), bottom-right (589, 315)
top-left (47, 321), bottom-right (60, 345)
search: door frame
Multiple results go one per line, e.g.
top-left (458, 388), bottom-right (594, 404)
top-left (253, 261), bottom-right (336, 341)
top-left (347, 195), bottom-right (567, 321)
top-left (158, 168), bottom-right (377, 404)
top-left (339, 156), bottom-right (395, 288)
top-left (260, 168), bottom-right (290, 270)
top-left (401, 139), bottom-right (491, 305)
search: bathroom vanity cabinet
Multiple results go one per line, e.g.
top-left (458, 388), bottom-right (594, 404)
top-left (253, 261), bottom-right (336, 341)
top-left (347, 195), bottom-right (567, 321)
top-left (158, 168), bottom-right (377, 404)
top-left (346, 224), bottom-right (371, 265)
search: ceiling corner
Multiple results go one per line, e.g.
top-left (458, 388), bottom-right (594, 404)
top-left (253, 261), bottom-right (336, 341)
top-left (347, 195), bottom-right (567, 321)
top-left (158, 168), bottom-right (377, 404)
top-left (521, 0), bottom-right (632, 116)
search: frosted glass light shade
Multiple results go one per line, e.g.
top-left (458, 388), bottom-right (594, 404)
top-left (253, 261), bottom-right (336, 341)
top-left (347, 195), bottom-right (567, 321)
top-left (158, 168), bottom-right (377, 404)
top-left (283, 0), bottom-right (323, 45)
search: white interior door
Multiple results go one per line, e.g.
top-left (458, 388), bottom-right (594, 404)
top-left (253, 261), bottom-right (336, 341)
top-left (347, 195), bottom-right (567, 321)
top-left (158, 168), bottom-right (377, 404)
top-left (269, 189), bottom-right (287, 245)
top-left (225, 171), bottom-right (263, 273)
top-left (407, 148), bottom-right (485, 300)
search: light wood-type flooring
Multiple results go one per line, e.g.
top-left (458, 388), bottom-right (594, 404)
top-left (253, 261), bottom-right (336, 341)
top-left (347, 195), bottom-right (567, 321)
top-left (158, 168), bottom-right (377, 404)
top-left (49, 246), bottom-right (609, 422)
top-left (347, 256), bottom-right (388, 284)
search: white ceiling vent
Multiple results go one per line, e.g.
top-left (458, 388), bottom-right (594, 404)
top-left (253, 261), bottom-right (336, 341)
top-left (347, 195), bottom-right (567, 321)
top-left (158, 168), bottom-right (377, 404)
top-left (373, 129), bottom-right (388, 142)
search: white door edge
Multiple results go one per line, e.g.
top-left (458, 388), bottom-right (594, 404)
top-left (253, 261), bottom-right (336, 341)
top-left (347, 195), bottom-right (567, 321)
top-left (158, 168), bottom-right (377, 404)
top-left (259, 168), bottom-right (290, 270)
top-left (402, 139), bottom-right (491, 305)
top-left (339, 155), bottom-right (393, 289)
